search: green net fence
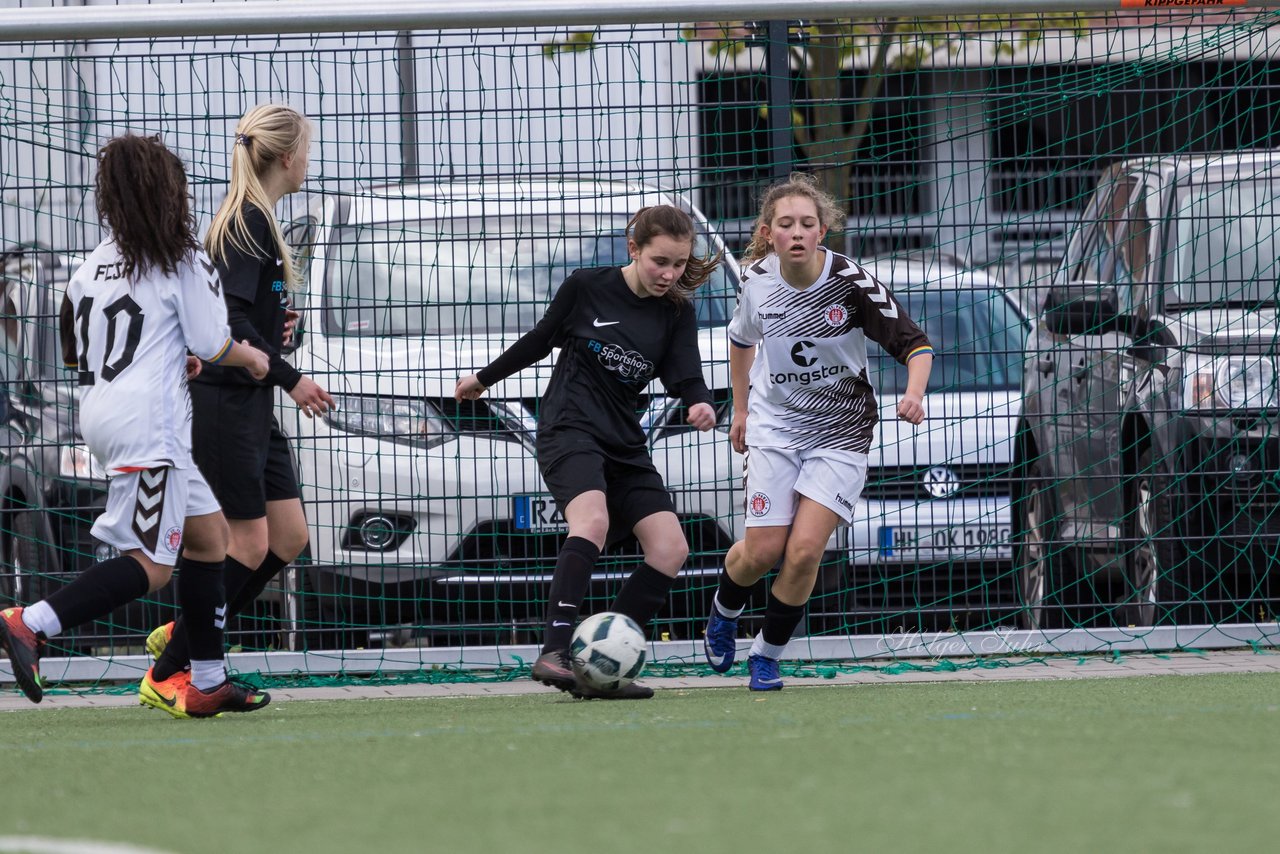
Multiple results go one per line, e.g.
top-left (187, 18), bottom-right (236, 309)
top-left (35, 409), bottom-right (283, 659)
top-left (3, 1), bottom-right (1280, 688)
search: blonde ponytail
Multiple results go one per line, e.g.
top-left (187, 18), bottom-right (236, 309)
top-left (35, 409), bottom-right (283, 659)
top-left (206, 104), bottom-right (310, 289)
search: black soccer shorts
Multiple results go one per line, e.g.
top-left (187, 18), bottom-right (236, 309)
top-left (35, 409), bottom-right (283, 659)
top-left (190, 381), bottom-right (301, 519)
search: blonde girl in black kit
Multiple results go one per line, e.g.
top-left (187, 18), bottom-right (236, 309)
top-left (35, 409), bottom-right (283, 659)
top-left (148, 105), bottom-right (336, 682)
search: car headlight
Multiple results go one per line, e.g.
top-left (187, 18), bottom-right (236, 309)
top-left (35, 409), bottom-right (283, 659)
top-left (322, 394), bottom-right (455, 448)
top-left (1185, 356), bottom-right (1278, 411)
top-left (60, 444), bottom-right (107, 480)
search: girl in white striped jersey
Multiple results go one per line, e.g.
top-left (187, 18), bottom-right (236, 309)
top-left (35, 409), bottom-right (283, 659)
top-left (703, 173), bottom-right (934, 690)
top-left (0, 134), bottom-right (272, 717)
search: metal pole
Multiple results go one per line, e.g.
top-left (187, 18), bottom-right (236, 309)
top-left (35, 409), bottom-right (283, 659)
top-left (766, 19), bottom-right (793, 182)
top-left (396, 30), bottom-right (419, 182)
top-left (3, 0), bottom-right (1276, 43)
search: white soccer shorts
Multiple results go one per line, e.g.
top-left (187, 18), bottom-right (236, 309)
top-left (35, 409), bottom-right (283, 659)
top-left (91, 466), bottom-right (221, 566)
top-left (742, 445), bottom-right (869, 527)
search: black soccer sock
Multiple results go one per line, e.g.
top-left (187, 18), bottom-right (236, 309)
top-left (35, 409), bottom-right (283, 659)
top-left (541, 536), bottom-right (600, 654)
top-left (177, 556), bottom-right (226, 663)
top-left (228, 551), bottom-right (289, 617)
top-left (222, 556), bottom-right (257, 614)
top-left (154, 556), bottom-right (255, 680)
top-left (714, 568), bottom-right (755, 615)
top-left (761, 591), bottom-right (807, 648)
top-left (610, 563), bottom-right (675, 632)
top-left (151, 629), bottom-right (189, 682)
top-left (43, 555), bottom-right (150, 632)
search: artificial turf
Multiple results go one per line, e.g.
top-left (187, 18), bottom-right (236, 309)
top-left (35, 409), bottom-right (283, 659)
top-left (1, 672), bottom-right (1275, 854)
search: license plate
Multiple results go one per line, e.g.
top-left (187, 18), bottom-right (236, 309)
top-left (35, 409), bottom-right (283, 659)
top-left (513, 495), bottom-right (567, 532)
top-left (878, 524), bottom-right (1010, 558)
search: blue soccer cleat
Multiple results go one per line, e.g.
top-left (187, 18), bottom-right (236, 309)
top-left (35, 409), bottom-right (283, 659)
top-left (703, 609), bottom-right (738, 673)
top-left (747, 654), bottom-right (784, 691)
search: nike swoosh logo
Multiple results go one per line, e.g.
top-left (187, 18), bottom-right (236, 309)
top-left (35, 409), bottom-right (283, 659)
top-left (557, 602), bottom-right (576, 609)
top-left (157, 691), bottom-right (177, 708)
top-left (592, 318), bottom-right (620, 327)
top-left (552, 621), bottom-right (571, 628)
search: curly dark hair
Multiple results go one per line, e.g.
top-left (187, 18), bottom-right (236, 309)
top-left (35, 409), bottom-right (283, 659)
top-left (95, 134), bottom-right (199, 280)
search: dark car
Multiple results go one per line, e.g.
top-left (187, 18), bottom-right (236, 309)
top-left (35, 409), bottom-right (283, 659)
top-left (1, 247), bottom-right (98, 598)
top-left (1, 246), bottom-right (180, 653)
top-left (1014, 153), bottom-right (1280, 629)
top-left (0, 346), bottom-right (50, 607)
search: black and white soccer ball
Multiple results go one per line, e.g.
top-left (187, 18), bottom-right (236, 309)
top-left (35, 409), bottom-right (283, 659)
top-left (570, 611), bottom-right (647, 692)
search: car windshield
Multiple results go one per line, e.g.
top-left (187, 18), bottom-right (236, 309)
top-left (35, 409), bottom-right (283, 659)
top-left (1166, 176), bottom-right (1280, 307)
top-left (868, 286), bottom-right (1024, 393)
top-left (323, 214), bottom-right (735, 335)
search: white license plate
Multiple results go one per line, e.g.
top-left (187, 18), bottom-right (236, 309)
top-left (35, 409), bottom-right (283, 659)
top-left (513, 495), bottom-right (567, 532)
top-left (878, 524), bottom-right (1010, 557)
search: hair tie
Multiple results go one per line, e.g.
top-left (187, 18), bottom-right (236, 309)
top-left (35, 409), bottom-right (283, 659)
top-left (235, 132), bottom-right (251, 147)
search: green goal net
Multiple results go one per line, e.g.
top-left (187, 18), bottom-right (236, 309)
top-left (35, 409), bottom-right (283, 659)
top-left (2, 2), bottom-right (1280, 688)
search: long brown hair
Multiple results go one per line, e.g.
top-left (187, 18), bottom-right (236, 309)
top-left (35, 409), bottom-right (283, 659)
top-left (95, 134), bottom-right (199, 280)
top-left (742, 172), bottom-right (845, 263)
top-left (625, 204), bottom-right (722, 306)
top-left (206, 104), bottom-right (310, 289)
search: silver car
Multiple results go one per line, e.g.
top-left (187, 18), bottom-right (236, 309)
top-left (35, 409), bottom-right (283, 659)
top-left (833, 256), bottom-right (1028, 634)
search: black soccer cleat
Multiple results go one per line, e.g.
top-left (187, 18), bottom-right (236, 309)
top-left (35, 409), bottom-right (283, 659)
top-left (531, 649), bottom-right (576, 692)
top-left (569, 680), bottom-right (654, 701)
top-left (184, 676), bottom-right (271, 718)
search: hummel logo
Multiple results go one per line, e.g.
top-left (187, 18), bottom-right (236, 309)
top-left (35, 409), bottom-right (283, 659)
top-left (592, 318), bottom-right (620, 327)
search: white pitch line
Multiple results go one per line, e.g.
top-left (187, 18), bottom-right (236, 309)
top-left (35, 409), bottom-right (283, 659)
top-left (0, 837), bottom-right (177, 854)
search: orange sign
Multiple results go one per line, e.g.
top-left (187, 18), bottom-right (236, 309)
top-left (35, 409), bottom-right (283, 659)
top-left (1120, 0), bottom-right (1250, 6)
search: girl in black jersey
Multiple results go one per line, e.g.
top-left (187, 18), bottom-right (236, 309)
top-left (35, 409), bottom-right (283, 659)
top-left (455, 205), bottom-right (720, 700)
top-left (148, 104), bottom-right (335, 683)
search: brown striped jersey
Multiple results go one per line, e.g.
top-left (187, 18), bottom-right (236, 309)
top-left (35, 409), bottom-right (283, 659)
top-left (728, 249), bottom-right (933, 453)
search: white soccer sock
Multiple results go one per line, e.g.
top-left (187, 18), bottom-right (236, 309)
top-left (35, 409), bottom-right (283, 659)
top-left (749, 632), bottom-right (787, 660)
top-left (21, 601), bottom-right (61, 638)
top-left (713, 593), bottom-right (744, 620)
top-left (190, 659), bottom-right (227, 691)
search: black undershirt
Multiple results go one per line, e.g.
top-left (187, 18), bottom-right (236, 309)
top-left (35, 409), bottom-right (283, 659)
top-left (195, 204), bottom-right (301, 391)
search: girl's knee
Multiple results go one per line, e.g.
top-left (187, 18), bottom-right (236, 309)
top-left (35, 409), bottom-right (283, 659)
top-left (742, 535), bottom-right (787, 573)
top-left (784, 541), bottom-right (826, 575)
top-left (271, 527), bottom-right (310, 563)
top-left (645, 540), bottom-right (689, 574)
top-left (183, 518), bottom-right (230, 560)
top-left (569, 515), bottom-right (610, 545)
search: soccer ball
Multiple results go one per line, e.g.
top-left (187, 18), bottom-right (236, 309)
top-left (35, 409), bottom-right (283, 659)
top-left (570, 611), bottom-right (647, 692)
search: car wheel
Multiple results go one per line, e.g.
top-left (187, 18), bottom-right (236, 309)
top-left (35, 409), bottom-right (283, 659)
top-left (2, 509), bottom-right (61, 604)
top-left (1014, 455), bottom-right (1062, 630)
top-left (1123, 445), bottom-right (1181, 626)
